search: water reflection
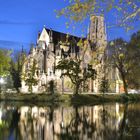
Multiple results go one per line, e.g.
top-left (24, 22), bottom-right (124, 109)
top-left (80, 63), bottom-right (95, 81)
top-left (0, 103), bottom-right (140, 140)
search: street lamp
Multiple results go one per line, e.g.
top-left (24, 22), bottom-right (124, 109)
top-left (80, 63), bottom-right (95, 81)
top-left (0, 78), bottom-right (4, 93)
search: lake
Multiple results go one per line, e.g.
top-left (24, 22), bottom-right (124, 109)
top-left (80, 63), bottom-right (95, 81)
top-left (0, 102), bottom-right (140, 140)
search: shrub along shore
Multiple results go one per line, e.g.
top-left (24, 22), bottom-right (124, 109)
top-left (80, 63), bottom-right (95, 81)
top-left (0, 93), bottom-right (140, 106)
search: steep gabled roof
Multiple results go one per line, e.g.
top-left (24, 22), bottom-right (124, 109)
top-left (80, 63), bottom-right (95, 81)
top-left (44, 28), bottom-right (84, 45)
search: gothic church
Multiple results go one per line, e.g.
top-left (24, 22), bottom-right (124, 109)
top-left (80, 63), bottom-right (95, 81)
top-left (21, 15), bottom-right (108, 93)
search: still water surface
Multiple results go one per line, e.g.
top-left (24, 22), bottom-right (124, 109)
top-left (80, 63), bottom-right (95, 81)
top-left (0, 102), bottom-right (140, 140)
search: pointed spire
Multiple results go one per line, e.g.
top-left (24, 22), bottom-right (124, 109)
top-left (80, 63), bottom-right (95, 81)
top-left (87, 23), bottom-right (90, 40)
top-left (38, 31), bottom-right (41, 39)
top-left (29, 43), bottom-right (34, 54)
top-left (49, 28), bottom-right (53, 43)
top-left (21, 45), bottom-right (24, 53)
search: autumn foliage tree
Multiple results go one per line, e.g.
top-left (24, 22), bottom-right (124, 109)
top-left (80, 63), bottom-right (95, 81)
top-left (0, 49), bottom-right (11, 92)
top-left (56, 39), bottom-right (96, 94)
top-left (56, 0), bottom-right (140, 30)
top-left (56, 58), bottom-right (96, 94)
top-left (108, 31), bottom-right (140, 93)
top-left (0, 49), bottom-right (11, 77)
top-left (108, 39), bottom-right (129, 94)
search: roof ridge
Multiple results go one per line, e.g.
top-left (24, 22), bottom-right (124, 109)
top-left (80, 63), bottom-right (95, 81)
top-left (44, 27), bottom-right (85, 39)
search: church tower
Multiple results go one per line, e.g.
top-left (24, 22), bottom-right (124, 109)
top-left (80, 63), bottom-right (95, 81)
top-left (89, 15), bottom-right (107, 50)
top-left (88, 15), bottom-right (107, 93)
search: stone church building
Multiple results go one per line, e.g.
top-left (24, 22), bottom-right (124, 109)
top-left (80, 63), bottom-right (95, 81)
top-left (21, 15), bottom-right (119, 93)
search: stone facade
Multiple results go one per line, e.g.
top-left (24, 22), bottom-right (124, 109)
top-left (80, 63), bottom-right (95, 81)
top-left (88, 15), bottom-right (107, 93)
top-left (21, 15), bottom-right (109, 93)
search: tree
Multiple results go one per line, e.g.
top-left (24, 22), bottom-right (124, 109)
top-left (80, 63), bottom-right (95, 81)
top-left (99, 76), bottom-right (109, 94)
top-left (0, 49), bottom-right (11, 77)
top-left (108, 38), bottom-right (132, 94)
top-left (56, 0), bottom-right (140, 30)
top-left (126, 31), bottom-right (140, 89)
top-left (108, 33), bottom-right (140, 93)
top-left (47, 80), bottom-right (56, 94)
top-left (10, 49), bottom-right (26, 91)
top-left (24, 59), bottom-right (38, 93)
top-left (56, 39), bottom-right (96, 94)
top-left (0, 49), bottom-right (11, 92)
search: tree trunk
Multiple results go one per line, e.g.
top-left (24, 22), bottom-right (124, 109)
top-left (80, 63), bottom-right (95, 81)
top-left (31, 86), bottom-right (33, 93)
top-left (0, 84), bottom-right (1, 93)
top-left (120, 71), bottom-right (128, 94)
top-left (29, 85), bottom-right (33, 93)
top-left (74, 84), bottom-right (79, 95)
top-left (123, 80), bottom-right (128, 94)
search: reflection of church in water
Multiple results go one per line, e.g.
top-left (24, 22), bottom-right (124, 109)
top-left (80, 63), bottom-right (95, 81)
top-left (21, 15), bottom-right (115, 93)
top-left (18, 104), bottom-right (122, 140)
top-left (1, 103), bottom-right (140, 140)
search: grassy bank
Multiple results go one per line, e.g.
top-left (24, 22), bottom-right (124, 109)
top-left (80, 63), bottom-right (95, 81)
top-left (1, 93), bottom-right (140, 105)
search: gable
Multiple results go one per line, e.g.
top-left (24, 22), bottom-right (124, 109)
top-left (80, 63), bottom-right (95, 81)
top-left (38, 28), bottom-right (50, 46)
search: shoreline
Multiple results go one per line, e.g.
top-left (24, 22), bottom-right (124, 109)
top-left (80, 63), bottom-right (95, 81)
top-left (0, 93), bottom-right (140, 106)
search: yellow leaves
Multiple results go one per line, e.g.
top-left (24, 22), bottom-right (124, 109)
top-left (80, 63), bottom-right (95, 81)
top-left (119, 0), bottom-right (123, 4)
top-left (56, 0), bottom-right (139, 31)
top-left (74, 0), bottom-right (80, 3)
top-left (84, 39), bottom-right (88, 45)
top-left (77, 39), bottom-right (83, 47)
top-left (119, 53), bottom-right (125, 59)
top-left (77, 39), bottom-right (88, 49)
top-left (123, 8), bottom-right (140, 23)
top-left (65, 22), bottom-right (69, 28)
top-left (60, 9), bottom-right (65, 15)
top-left (110, 41), bottom-right (114, 46)
top-left (60, 45), bottom-right (69, 52)
top-left (91, 51), bottom-right (96, 57)
top-left (128, 2), bottom-right (132, 5)
top-left (71, 16), bottom-right (82, 21)
top-left (70, 2), bottom-right (90, 14)
top-left (126, 26), bottom-right (134, 32)
top-left (70, 3), bottom-right (81, 13)
top-left (116, 7), bottom-right (122, 11)
top-left (107, 4), bottom-right (113, 11)
top-left (89, 59), bottom-right (93, 65)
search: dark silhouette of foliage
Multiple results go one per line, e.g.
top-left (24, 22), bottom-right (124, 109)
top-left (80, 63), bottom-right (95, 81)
top-left (99, 76), bottom-right (109, 94)
top-left (127, 31), bottom-right (140, 89)
top-left (47, 80), bottom-right (56, 94)
top-left (10, 50), bottom-right (26, 92)
top-left (25, 59), bottom-right (38, 93)
top-left (108, 39), bottom-right (129, 94)
top-left (56, 58), bottom-right (96, 94)
top-left (108, 33), bottom-right (140, 93)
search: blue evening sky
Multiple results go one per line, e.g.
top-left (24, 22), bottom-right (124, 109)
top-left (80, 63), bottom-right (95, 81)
top-left (0, 0), bottom-right (139, 51)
